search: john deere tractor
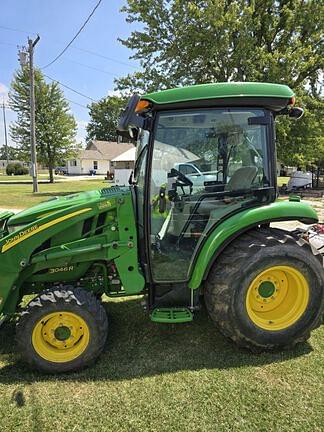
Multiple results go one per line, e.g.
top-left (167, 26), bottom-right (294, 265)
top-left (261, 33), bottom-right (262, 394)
top-left (0, 83), bottom-right (323, 373)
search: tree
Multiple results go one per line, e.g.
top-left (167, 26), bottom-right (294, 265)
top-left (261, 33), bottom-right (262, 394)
top-left (0, 145), bottom-right (19, 160)
top-left (116, 0), bottom-right (324, 168)
top-left (86, 95), bottom-right (127, 142)
top-left (9, 67), bottom-right (78, 182)
top-left (276, 93), bottom-right (324, 169)
top-left (117, 0), bottom-right (323, 94)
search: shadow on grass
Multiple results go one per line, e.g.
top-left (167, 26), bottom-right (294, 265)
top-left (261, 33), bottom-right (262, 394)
top-left (0, 297), bottom-right (312, 384)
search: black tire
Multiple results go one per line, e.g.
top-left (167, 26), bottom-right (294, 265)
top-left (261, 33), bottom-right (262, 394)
top-left (16, 287), bottom-right (108, 373)
top-left (205, 227), bottom-right (324, 351)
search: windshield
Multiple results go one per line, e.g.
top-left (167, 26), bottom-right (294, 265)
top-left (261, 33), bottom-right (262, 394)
top-left (151, 108), bottom-right (269, 195)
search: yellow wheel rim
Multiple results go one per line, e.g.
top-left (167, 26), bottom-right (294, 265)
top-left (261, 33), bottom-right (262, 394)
top-left (32, 311), bottom-right (90, 363)
top-left (246, 266), bottom-right (309, 331)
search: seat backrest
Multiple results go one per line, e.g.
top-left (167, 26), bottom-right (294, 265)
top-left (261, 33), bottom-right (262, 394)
top-left (225, 166), bottom-right (258, 191)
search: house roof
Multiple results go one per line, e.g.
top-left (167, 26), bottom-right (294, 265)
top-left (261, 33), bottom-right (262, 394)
top-left (86, 140), bottom-right (134, 160)
top-left (78, 150), bottom-right (105, 160)
top-left (111, 147), bottom-right (136, 162)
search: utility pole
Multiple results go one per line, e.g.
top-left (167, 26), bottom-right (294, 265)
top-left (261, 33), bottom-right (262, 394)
top-left (28, 36), bottom-right (40, 193)
top-left (2, 100), bottom-right (9, 165)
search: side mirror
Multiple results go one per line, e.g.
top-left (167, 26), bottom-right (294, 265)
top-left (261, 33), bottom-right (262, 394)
top-left (128, 127), bottom-right (139, 141)
top-left (116, 127), bottom-right (139, 143)
top-left (118, 94), bottom-right (146, 131)
top-left (289, 107), bottom-right (304, 119)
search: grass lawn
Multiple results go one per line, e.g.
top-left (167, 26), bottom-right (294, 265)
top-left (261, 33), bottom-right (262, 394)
top-left (0, 177), bottom-right (323, 431)
top-left (0, 179), bottom-right (107, 209)
top-left (0, 177), bottom-right (291, 211)
top-left (0, 174), bottom-right (52, 181)
top-left (0, 297), bottom-right (323, 432)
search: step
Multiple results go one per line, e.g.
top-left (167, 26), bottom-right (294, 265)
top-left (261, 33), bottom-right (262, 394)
top-left (150, 307), bottom-right (193, 323)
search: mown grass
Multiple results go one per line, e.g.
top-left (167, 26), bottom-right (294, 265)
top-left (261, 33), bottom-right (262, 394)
top-left (0, 180), bottom-right (107, 209)
top-left (1, 177), bottom-right (290, 211)
top-left (0, 173), bottom-right (51, 181)
top-left (0, 297), bottom-right (323, 432)
top-left (0, 176), bottom-right (323, 431)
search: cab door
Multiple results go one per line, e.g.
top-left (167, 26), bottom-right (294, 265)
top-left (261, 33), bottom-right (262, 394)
top-left (148, 108), bottom-right (273, 283)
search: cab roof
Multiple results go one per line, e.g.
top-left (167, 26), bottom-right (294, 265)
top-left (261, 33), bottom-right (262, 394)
top-left (142, 82), bottom-right (294, 108)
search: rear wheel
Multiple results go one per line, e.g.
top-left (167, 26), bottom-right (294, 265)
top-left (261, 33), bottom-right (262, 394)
top-left (205, 228), bottom-right (324, 351)
top-left (16, 287), bottom-right (108, 373)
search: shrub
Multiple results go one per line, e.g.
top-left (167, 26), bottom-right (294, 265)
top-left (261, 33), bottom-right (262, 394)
top-left (6, 163), bottom-right (29, 176)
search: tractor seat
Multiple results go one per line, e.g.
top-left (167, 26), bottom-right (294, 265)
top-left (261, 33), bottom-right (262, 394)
top-left (225, 166), bottom-right (258, 191)
top-left (197, 166), bottom-right (258, 216)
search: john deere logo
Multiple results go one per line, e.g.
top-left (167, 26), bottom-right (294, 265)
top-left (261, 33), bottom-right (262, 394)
top-left (2, 225), bottom-right (38, 252)
top-left (1, 208), bottom-right (92, 254)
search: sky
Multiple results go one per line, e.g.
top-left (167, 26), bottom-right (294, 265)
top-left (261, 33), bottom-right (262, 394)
top-left (0, 0), bottom-right (140, 147)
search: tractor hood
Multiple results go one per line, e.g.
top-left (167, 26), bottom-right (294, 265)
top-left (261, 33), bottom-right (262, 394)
top-left (7, 186), bottom-right (129, 227)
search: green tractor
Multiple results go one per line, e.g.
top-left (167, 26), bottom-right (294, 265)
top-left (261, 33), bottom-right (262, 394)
top-left (0, 82), bottom-right (323, 373)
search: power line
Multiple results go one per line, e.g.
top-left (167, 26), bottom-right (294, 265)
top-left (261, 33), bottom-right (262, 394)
top-left (64, 58), bottom-right (117, 76)
top-left (42, 0), bottom-right (103, 69)
top-left (0, 41), bottom-right (17, 47)
top-left (66, 98), bottom-right (89, 109)
top-left (0, 25), bottom-right (35, 35)
top-left (43, 73), bottom-right (96, 101)
top-left (71, 46), bottom-right (137, 69)
top-left (0, 23), bottom-right (138, 71)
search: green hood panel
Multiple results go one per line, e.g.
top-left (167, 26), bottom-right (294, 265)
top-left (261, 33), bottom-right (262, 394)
top-left (0, 185), bottom-right (146, 315)
top-left (143, 82), bottom-right (294, 106)
top-left (189, 200), bottom-right (318, 290)
top-left (8, 186), bottom-right (129, 226)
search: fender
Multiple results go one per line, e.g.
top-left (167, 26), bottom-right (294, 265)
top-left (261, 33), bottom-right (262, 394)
top-left (188, 201), bottom-right (318, 289)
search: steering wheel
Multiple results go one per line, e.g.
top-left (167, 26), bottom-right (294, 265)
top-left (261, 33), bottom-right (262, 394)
top-left (169, 168), bottom-right (193, 187)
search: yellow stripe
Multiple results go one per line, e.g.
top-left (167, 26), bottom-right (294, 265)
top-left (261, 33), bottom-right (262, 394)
top-left (37, 211), bottom-right (55, 219)
top-left (1, 208), bottom-right (92, 253)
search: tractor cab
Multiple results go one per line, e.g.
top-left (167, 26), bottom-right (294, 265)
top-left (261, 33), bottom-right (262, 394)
top-left (118, 82), bottom-right (305, 306)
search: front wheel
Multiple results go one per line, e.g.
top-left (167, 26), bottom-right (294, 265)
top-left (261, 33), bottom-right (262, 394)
top-left (16, 287), bottom-right (108, 373)
top-left (205, 228), bottom-right (324, 351)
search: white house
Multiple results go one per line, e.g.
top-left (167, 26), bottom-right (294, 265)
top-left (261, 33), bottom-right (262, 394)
top-left (111, 147), bottom-right (136, 186)
top-left (67, 140), bottom-right (134, 176)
